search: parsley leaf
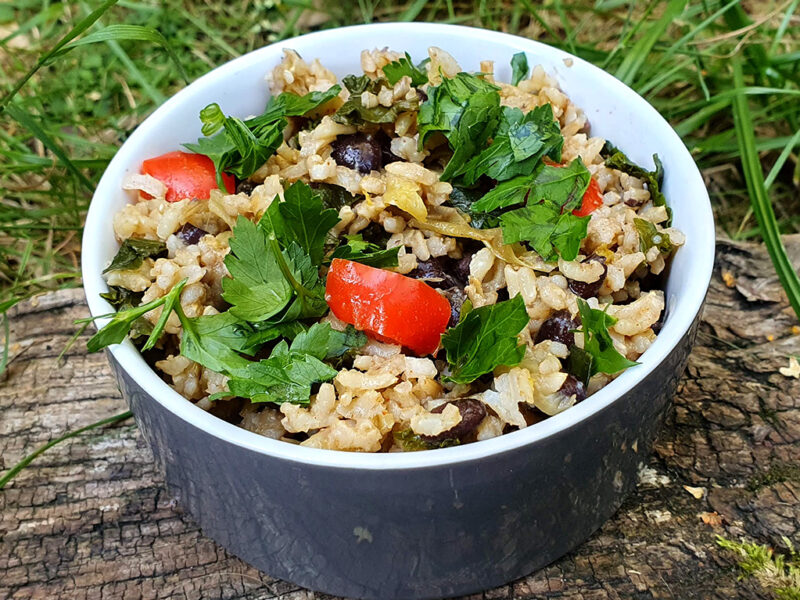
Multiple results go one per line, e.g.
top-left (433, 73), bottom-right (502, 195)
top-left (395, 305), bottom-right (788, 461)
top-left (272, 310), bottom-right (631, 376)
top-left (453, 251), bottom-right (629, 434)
top-left (103, 238), bottom-right (166, 273)
top-left (634, 218), bottom-right (673, 254)
top-left (226, 341), bottom-right (337, 405)
top-left (510, 52), bottom-right (529, 86)
top-left (441, 294), bottom-right (530, 384)
top-left (279, 242), bottom-right (329, 320)
top-left (500, 203), bottom-right (590, 262)
top-left (329, 234), bottom-right (400, 268)
top-left (178, 309), bottom-right (255, 375)
top-left (85, 279), bottom-right (187, 353)
top-left (259, 181), bottom-right (340, 266)
top-left (601, 142), bottom-right (670, 224)
top-left (383, 52), bottom-right (428, 86)
top-left (185, 86), bottom-right (341, 188)
top-left (222, 216), bottom-right (293, 322)
top-left (418, 72), bottom-right (503, 181)
top-left (576, 298), bottom-right (639, 375)
top-left (290, 322), bottom-right (367, 360)
top-left (489, 158), bottom-right (593, 262)
top-left (460, 104), bottom-right (563, 185)
top-left (221, 324), bottom-right (364, 405)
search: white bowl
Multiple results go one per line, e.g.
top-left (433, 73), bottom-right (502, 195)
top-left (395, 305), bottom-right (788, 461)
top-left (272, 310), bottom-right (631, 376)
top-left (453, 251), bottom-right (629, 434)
top-left (82, 23), bottom-right (714, 599)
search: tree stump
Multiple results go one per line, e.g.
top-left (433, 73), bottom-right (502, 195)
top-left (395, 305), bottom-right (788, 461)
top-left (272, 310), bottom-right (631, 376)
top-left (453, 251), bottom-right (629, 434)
top-left (2, 238), bottom-right (799, 599)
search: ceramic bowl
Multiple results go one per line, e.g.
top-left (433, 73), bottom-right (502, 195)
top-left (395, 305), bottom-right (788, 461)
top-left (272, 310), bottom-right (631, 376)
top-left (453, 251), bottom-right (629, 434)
top-left (82, 23), bottom-right (714, 599)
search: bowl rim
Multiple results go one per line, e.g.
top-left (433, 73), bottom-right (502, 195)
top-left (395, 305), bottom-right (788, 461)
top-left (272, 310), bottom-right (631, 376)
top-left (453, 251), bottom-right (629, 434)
top-left (82, 21), bottom-right (715, 471)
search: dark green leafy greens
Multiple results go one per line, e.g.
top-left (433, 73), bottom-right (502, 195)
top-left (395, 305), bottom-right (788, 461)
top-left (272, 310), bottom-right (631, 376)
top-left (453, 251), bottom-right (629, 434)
top-left (185, 85), bottom-right (341, 188)
top-left (634, 218), bottom-right (673, 254)
top-left (576, 298), bottom-right (639, 375)
top-left (459, 104), bottom-right (563, 185)
top-left (382, 52), bottom-right (428, 87)
top-left (393, 429), bottom-right (460, 451)
top-left (313, 183), bottom-right (359, 210)
top-left (333, 75), bottom-right (419, 126)
top-left (601, 141), bottom-right (670, 224)
top-left (510, 52), bottom-right (529, 86)
top-left (329, 234), bottom-right (400, 268)
top-left (418, 72), bottom-right (504, 182)
top-left (100, 286), bottom-right (142, 310)
top-left (103, 238), bottom-right (166, 273)
top-left (441, 295), bottom-right (530, 384)
top-left (566, 345), bottom-right (593, 387)
top-left (447, 186), bottom-right (500, 229)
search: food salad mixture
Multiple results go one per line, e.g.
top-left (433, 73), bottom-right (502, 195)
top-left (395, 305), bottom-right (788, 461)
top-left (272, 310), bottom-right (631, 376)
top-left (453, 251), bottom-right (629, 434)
top-left (90, 47), bottom-right (685, 452)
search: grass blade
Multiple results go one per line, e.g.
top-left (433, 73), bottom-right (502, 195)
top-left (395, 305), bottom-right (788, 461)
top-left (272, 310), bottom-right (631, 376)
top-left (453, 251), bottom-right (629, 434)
top-left (57, 24), bottom-right (189, 84)
top-left (5, 104), bottom-right (94, 191)
top-left (0, 0), bottom-right (120, 111)
top-left (732, 58), bottom-right (800, 321)
top-left (0, 313), bottom-right (9, 379)
top-left (614, 0), bottom-right (687, 86)
top-left (0, 411), bottom-right (134, 490)
top-left (764, 127), bottom-right (800, 191)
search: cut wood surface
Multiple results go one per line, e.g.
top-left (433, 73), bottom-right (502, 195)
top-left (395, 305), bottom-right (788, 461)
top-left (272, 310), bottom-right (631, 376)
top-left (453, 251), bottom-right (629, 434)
top-left (2, 238), bottom-right (799, 600)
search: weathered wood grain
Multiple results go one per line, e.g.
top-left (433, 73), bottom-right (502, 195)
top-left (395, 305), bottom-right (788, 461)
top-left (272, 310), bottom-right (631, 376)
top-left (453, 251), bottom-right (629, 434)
top-left (2, 238), bottom-right (799, 600)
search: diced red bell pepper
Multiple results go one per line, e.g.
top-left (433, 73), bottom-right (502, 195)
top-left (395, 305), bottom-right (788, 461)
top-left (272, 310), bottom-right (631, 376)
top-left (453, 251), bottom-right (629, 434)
top-left (572, 177), bottom-right (603, 217)
top-left (141, 151), bottom-right (234, 202)
top-left (325, 259), bottom-right (452, 356)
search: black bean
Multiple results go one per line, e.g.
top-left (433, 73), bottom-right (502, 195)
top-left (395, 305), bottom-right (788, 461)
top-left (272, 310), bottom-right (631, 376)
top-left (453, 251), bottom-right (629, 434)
top-left (440, 286), bottom-right (467, 328)
top-left (453, 252), bottom-right (473, 286)
top-left (559, 374), bottom-right (587, 403)
top-left (535, 310), bottom-right (579, 346)
top-left (374, 128), bottom-right (402, 166)
top-left (331, 132), bottom-right (383, 173)
top-left (422, 398), bottom-right (487, 443)
top-left (408, 257), bottom-right (459, 289)
top-left (567, 255), bottom-right (608, 299)
top-left (236, 179), bottom-right (257, 195)
top-left (416, 88), bottom-right (428, 102)
top-left (177, 223), bottom-right (208, 246)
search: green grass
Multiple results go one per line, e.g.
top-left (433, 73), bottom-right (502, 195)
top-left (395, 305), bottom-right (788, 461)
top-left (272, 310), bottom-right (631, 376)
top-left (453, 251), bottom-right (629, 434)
top-left (718, 536), bottom-right (800, 599)
top-left (0, 0), bottom-right (798, 327)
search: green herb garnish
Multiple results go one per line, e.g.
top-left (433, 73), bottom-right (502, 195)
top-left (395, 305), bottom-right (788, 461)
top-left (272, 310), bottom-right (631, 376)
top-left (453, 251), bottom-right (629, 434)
top-left (221, 216), bottom-right (294, 322)
top-left (418, 72), bottom-right (504, 182)
top-left (460, 104), bottom-right (563, 185)
top-left (576, 298), bottom-right (639, 375)
top-left (85, 278), bottom-right (187, 352)
top-left (634, 217), bottom-right (673, 254)
top-left (510, 52), bottom-right (529, 86)
top-left (103, 238), bottom-right (166, 273)
top-left (382, 52), bottom-right (428, 87)
top-left (329, 234), bottom-right (400, 268)
top-left (441, 294), bottom-right (530, 384)
top-left (393, 428), bottom-right (461, 451)
top-left (185, 86), bottom-right (341, 188)
top-left (602, 141), bottom-right (670, 224)
top-left (260, 181), bottom-right (340, 266)
top-left (490, 158), bottom-right (592, 262)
